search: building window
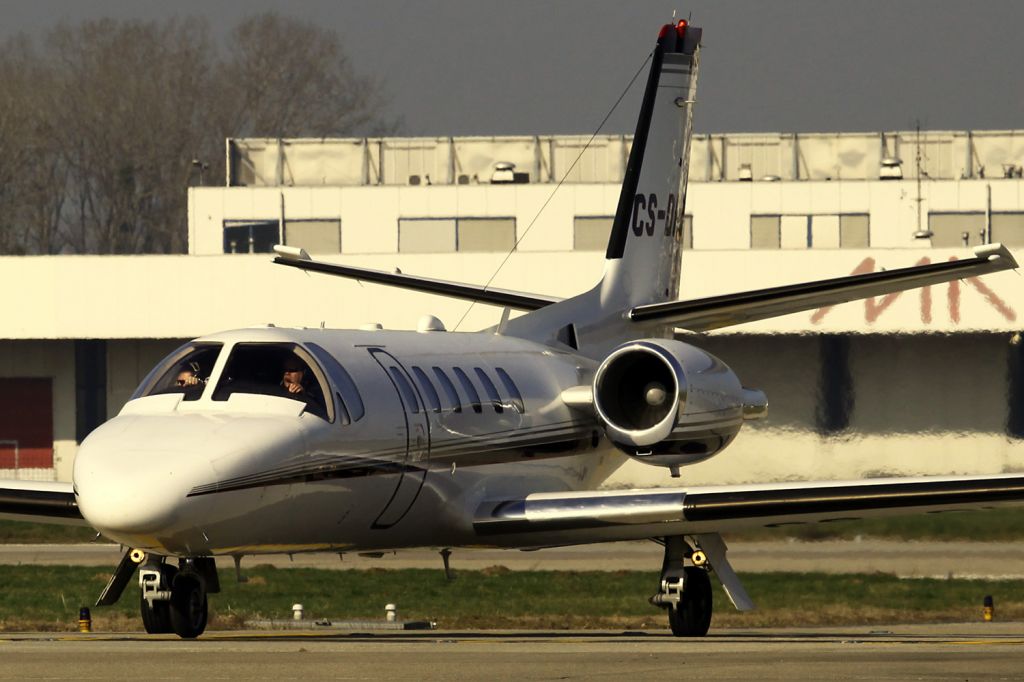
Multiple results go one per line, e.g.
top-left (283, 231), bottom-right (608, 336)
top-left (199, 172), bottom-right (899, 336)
top-left (780, 216), bottom-right (809, 248)
top-left (574, 215), bottom-right (692, 250)
top-left (991, 212), bottom-right (1024, 247)
top-left (399, 219), bottom-right (456, 253)
top-left (750, 215), bottom-right (780, 249)
top-left (574, 217), bottom-right (613, 251)
top-left (809, 215), bottom-right (839, 248)
top-left (223, 220), bottom-right (279, 254)
top-left (753, 214), bottom-right (869, 250)
top-left (398, 217), bottom-right (516, 253)
top-left (928, 212), bottom-right (985, 247)
top-left (839, 214), bottom-right (870, 248)
top-left (457, 218), bottom-right (516, 252)
top-left (284, 219), bottom-right (341, 253)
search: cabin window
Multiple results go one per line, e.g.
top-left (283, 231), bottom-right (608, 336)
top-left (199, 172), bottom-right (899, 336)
top-left (388, 367), bottom-right (421, 413)
top-left (306, 342), bottom-right (365, 422)
top-left (494, 368), bottom-right (525, 413)
top-left (132, 343), bottom-right (223, 402)
top-left (411, 366), bottom-right (442, 412)
top-left (211, 343), bottom-right (332, 421)
top-left (452, 367), bottom-right (483, 414)
top-left (432, 367), bottom-right (461, 413)
top-left (473, 368), bottom-right (504, 414)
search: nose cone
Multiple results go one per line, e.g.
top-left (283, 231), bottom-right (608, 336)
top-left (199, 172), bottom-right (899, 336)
top-left (73, 418), bottom-right (195, 543)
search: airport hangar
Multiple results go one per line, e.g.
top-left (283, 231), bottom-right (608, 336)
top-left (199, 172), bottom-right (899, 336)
top-left (3, 129), bottom-right (1024, 489)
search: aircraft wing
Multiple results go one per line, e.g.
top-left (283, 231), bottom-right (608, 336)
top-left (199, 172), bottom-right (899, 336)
top-left (474, 473), bottom-right (1024, 545)
top-left (0, 480), bottom-right (88, 526)
top-left (273, 246), bottom-right (559, 311)
top-left (629, 243), bottom-right (1018, 332)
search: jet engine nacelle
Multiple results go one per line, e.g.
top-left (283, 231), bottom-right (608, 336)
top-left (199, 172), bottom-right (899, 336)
top-left (592, 339), bottom-right (766, 472)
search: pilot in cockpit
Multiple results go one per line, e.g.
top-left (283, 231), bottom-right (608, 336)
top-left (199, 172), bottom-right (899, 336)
top-left (280, 356), bottom-right (308, 394)
top-left (175, 365), bottom-right (201, 388)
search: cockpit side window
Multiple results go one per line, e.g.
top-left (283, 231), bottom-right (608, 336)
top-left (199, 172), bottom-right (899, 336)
top-left (306, 342), bottom-right (365, 422)
top-left (132, 343), bottom-right (223, 402)
top-left (211, 343), bottom-right (332, 421)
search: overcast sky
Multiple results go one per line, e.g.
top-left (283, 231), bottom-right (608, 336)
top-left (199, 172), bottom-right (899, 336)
top-left (2, 0), bottom-right (1021, 136)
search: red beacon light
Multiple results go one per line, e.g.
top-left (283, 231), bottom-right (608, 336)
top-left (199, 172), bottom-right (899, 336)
top-left (657, 19), bottom-right (689, 43)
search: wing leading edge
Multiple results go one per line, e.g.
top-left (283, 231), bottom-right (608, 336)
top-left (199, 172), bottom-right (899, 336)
top-left (630, 243), bottom-right (1018, 332)
top-left (474, 474), bottom-right (1024, 543)
top-left (0, 480), bottom-right (87, 525)
top-left (272, 246), bottom-right (558, 311)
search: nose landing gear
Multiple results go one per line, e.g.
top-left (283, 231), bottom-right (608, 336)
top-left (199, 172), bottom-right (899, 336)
top-left (139, 557), bottom-right (217, 638)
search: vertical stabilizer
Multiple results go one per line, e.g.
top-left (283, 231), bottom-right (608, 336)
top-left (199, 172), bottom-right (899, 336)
top-left (602, 21), bottom-right (700, 309)
top-left (506, 22), bottom-right (701, 357)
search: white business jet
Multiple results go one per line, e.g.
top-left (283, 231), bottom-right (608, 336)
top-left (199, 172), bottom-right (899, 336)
top-left (4, 20), bottom-right (1024, 639)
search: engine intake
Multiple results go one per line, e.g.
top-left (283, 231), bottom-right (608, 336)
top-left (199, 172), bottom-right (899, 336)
top-left (592, 339), bottom-right (759, 473)
top-left (593, 341), bottom-right (687, 448)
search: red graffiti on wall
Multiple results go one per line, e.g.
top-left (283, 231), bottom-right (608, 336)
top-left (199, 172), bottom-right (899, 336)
top-left (810, 256), bottom-right (1016, 325)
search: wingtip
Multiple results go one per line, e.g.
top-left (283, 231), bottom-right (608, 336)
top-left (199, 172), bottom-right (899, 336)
top-left (272, 244), bottom-right (311, 261)
top-left (974, 242), bottom-right (1019, 270)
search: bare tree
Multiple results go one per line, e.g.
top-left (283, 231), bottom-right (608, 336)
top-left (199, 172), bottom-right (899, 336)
top-left (0, 12), bottom-right (394, 255)
top-left (216, 13), bottom-right (394, 139)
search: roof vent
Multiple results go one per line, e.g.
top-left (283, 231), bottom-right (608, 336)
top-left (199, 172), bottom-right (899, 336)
top-left (737, 163), bottom-right (753, 182)
top-left (880, 157), bottom-right (903, 180)
top-left (491, 162), bottom-right (516, 184)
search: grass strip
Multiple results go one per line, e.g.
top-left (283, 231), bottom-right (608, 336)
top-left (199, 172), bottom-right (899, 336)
top-left (1, 565), bottom-right (1021, 632)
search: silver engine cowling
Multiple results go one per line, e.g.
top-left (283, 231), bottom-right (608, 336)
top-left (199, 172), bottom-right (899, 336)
top-left (593, 339), bottom-right (766, 471)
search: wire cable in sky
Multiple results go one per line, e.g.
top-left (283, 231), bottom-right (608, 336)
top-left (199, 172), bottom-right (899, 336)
top-left (452, 50), bottom-right (654, 332)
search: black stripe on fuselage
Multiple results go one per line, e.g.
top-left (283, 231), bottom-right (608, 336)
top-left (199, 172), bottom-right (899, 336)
top-left (186, 423), bottom-right (596, 497)
top-left (681, 477), bottom-right (1024, 522)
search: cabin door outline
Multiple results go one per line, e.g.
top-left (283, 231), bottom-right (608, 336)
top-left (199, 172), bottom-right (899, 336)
top-left (368, 348), bottom-right (431, 529)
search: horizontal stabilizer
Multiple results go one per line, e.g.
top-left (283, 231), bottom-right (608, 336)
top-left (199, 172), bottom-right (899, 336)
top-left (273, 246), bottom-right (558, 311)
top-left (629, 243), bottom-right (1018, 332)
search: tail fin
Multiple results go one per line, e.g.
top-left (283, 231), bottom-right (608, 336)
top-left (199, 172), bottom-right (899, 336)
top-left (506, 21), bottom-right (701, 355)
top-left (602, 20), bottom-right (701, 309)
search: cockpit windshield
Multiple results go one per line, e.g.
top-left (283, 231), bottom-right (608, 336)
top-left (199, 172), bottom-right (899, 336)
top-left (212, 343), bottom-right (332, 421)
top-left (131, 343), bottom-right (223, 402)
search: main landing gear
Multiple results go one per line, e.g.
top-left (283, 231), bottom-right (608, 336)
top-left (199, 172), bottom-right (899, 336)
top-left (649, 536), bottom-right (713, 637)
top-left (139, 556), bottom-right (219, 638)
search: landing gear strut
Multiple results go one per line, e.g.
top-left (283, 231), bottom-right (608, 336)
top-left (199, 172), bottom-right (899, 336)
top-left (139, 557), bottom-right (218, 638)
top-left (650, 536), bottom-right (712, 637)
top-left (139, 560), bottom-right (176, 634)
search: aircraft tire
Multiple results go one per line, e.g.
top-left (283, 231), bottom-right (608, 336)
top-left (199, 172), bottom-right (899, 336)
top-left (169, 575), bottom-right (208, 639)
top-left (668, 566), bottom-right (712, 637)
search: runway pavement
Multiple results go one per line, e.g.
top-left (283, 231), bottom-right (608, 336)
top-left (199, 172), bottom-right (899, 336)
top-left (2, 624), bottom-right (1024, 680)
top-left (3, 540), bottom-right (1024, 578)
